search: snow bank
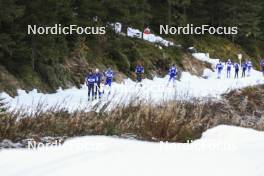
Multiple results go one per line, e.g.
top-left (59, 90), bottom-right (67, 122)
top-left (0, 125), bottom-right (263, 176)
top-left (1, 64), bottom-right (263, 113)
top-left (109, 22), bottom-right (174, 47)
top-left (127, 27), bottom-right (142, 38)
top-left (193, 53), bottom-right (219, 65)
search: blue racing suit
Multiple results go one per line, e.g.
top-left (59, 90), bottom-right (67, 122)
top-left (85, 73), bottom-right (97, 100)
top-left (135, 65), bottom-right (144, 82)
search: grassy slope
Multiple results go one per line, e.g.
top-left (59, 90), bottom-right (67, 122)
top-left (0, 34), bottom-right (262, 96)
top-left (191, 35), bottom-right (264, 69)
top-left (0, 34), bottom-right (183, 95)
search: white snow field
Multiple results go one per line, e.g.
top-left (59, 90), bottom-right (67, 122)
top-left (0, 125), bottom-right (263, 176)
top-left (0, 53), bottom-right (263, 113)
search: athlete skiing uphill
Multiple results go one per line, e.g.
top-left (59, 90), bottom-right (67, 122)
top-left (246, 60), bottom-right (252, 76)
top-left (167, 64), bottom-right (177, 87)
top-left (241, 61), bottom-right (247, 78)
top-left (226, 59), bottom-right (232, 78)
top-left (215, 61), bottom-right (223, 79)
top-left (260, 58), bottom-right (264, 76)
top-left (85, 70), bottom-right (97, 101)
top-left (104, 67), bottom-right (114, 94)
top-left (234, 62), bottom-right (239, 79)
top-left (135, 64), bottom-right (144, 86)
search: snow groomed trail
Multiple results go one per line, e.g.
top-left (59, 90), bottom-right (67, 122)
top-left (0, 53), bottom-right (263, 113)
top-left (0, 125), bottom-right (263, 176)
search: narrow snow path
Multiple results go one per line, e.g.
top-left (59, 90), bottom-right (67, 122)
top-left (0, 53), bottom-right (263, 113)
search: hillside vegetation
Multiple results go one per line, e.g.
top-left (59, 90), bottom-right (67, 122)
top-left (1, 0), bottom-right (264, 95)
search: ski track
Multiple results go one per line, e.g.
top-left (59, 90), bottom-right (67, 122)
top-left (0, 53), bottom-right (263, 113)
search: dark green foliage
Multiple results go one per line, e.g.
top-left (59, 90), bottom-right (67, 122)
top-left (0, 0), bottom-right (264, 92)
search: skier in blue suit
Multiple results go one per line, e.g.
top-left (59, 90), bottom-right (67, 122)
top-left (241, 61), bottom-right (247, 78)
top-left (135, 64), bottom-right (144, 86)
top-left (234, 63), bottom-right (239, 79)
top-left (104, 68), bottom-right (114, 94)
top-left (246, 60), bottom-right (252, 76)
top-left (167, 64), bottom-right (177, 87)
top-left (261, 59), bottom-right (264, 76)
top-left (226, 59), bottom-right (232, 78)
top-left (215, 61), bottom-right (223, 79)
top-left (85, 70), bottom-right (97, 101)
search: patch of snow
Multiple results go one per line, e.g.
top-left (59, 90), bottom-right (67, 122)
top-left (127, 27), bottom-right (142, 39)
top-left (124, 25), bottom-right (173, 47)
top-left (0, 61), bottom-right (264, 113)
top-left (202, 68), bottom-right (213, 78)
top-left (0, 125), bottom-right (263, 176)
top-left (193, 52), bottom-right (218, 65)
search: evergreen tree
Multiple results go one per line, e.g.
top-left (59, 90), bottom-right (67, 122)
top-left (221, 0), bottom-right (262, 39)
top-left (167, 0), bottom-right (191, 25)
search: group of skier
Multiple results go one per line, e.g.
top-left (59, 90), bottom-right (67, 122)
top-left (85, 64), bottom-right (145, 101)
top-left (85, 68), bottom-right (114, 100)
top-left (215, 59), bottom-right (254, 79)
top-left (85, 58), bottom-right (264, 100)
top-left (85, 63), bottom-right (178, 100)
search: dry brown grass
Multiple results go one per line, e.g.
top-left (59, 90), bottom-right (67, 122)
top-left (0, 98), bottom-right (222, 142)
top-left (1, 86), bottom-right (264, 143)
top-left (224, 85), bottom-right (264, 117)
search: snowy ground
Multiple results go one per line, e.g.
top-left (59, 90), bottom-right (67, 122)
top-left (0, 53), bottom-right (263, 113)
top-left (0, 125), bottom-right (263, 176)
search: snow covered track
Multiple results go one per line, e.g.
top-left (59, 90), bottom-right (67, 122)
top-left (0, 53), bottom-right (263, 113)
top-left (0, 125), bottom-right (263, 176)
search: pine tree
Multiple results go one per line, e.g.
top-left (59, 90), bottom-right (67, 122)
top-left (257, 0), bottom-right (264, 40)
top-left (222, 0), bottom-right (262, 39)
top-left (167, 0), bottom-right (191, 25)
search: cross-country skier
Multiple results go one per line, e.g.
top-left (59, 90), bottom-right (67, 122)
top-left (234, 62), bottom-right (239, 79)
top-left (226, 59), bottom-right (232, 78)
top-left (135, 64), bottom-right (144, 86)
top-left (246, 60), bottom-right (252, 76)
top-left (215, 61), bottom-right (223, 79)
top-left (167, 64), bottom-right (177, 87)
top-left (241, 61), bottom-right (247, 78)
top-left (104, 67), bottom-right (114, 94)
top-left (261, 59), bottom-right (264, 76)
top-left (94, 68), bottom-right (103, 99)
top-left (85, 70), bottom-right (97, 101)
